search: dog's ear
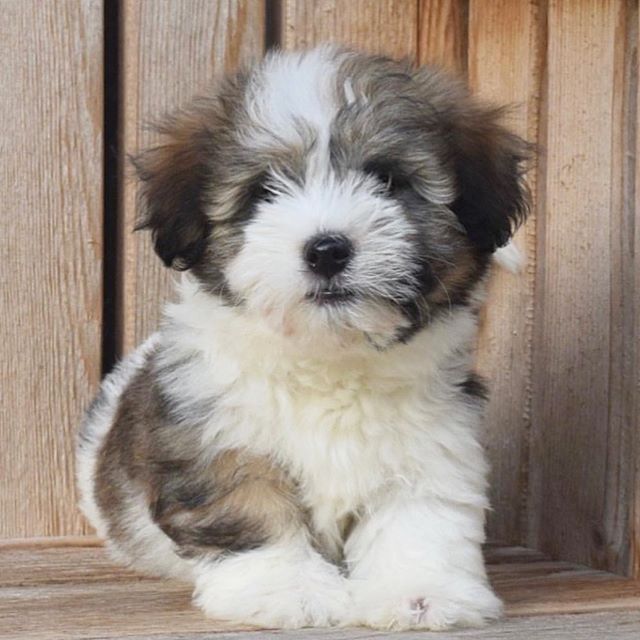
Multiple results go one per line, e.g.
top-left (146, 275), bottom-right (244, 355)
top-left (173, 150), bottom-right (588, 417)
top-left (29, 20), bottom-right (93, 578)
top-left (446, 105), bottom-right (531, 252)
top-left (132, 112), bottom-right (214, 270)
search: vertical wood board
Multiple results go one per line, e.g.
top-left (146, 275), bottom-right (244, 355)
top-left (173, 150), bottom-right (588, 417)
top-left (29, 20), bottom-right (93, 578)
top-left (282, 0), bottom-right (419, 58)
top-left (467, 0), bottom-right (540, 545)
top-left (634, 0), bottom-right (640, 579)
top-left (605, 0), bottom-right (639, 577)
top-left (527, 0), bottom-right (622, 572)
top-left (0, 1), bottom-right (103, 537)
top-left (418, 0), bottom-right (468, 76)
top-left (119, 0), bottom-right (266, 354)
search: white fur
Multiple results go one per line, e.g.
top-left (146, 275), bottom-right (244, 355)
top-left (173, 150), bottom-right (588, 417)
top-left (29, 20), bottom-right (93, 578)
top-left (494, 241), bottom-right (524, 273)
top-left (243, 45), bottom-right (345, 151)
top-left (79, 46), bottom-right (502, 630)
top-left (76, 335), bottom-right (158, 539)
top-left (76, 335), bottom-right (192, 581)
top-left (81, 275), bottom-right (499, 628)
top-left (149, 276), bottom-right (499, 628)
top-left (345, 495), bottom-right (501, 629)
top-left (193, 534), bottom-right (349, 628)
top-left (225, 171), bottom-right (419, 344)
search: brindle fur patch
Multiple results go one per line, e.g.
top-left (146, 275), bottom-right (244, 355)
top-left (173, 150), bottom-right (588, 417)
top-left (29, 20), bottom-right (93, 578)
top-left (95, 358), bottom-right (308, 559)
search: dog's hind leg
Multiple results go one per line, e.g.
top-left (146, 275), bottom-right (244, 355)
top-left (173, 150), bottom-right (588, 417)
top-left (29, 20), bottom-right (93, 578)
top-left (90, 354), bottom-right (347, 628)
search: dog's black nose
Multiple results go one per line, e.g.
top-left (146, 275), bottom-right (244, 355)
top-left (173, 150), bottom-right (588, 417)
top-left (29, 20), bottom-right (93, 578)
top-left (304, 234), bottom-right (353, 279)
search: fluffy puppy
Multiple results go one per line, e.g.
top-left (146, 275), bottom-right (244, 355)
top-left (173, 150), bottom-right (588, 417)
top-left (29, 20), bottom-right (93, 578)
top-left (77, 45), bottom-right (529, 630)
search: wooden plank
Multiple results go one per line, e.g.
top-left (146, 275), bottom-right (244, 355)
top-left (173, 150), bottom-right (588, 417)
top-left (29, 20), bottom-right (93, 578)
top-left (4, 589), bottom-right (640, 640)
top-left (1, 546), bottom-right (640, 639)
top-left (466, 0), bottom-right (540, 546)
top-left (0, 1), bottom-right (103, 538)
top-left (487, 560), bottom-right (601, 580)
top-left (0, 536), bottom-right (101, 550)
top-left (119, 1), bottom-right (266, 354)
top-left (606, 0), bottom-right (639, 578)
top-left (484, 544), bottom-right (549, 565)
top-left (633, 1), bottom-right (640, 580)
top-left (0, 546), bottom-right (147, 588)
top-left (282, 0), bottom-right (418, 58)
top-left (500, 577), bottom-right (640, 617)
top-left (417, 0), bottom-right (468, 76)
top-left (0, 545), bottom-right (564, 589)
top-left (418, 2), bottom-right (541, 546)
top-left (527, 0), bottom-right (627, 573)
top-left (64, 612), bottom-right (640, 640)
top-left (0, 582), bottom-right (243, 640)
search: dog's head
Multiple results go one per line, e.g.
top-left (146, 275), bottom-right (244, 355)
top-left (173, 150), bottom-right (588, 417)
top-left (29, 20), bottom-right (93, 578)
top-left (134, 46), bottom-right (529, 347)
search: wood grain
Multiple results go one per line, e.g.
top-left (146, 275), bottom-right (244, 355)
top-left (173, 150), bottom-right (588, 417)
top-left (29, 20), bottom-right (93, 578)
top-left (417, 0), bottom-right (468, 76)
top-left (66, 612), bottom-right (640, 640)
top-left (633, 0), bottom-right (640, 580)
top-left (606, 0), bottom-right (639, 578)
top-left (467, 0), bottom-right (541, 546)
top-left (527, 0), bottom-right (628, 573)
top-left (119, 0), bottom-right (266, 354)
top-left (2, 545), bottom-right (640, 639)
top-left (282, 0), bottom-right (419, 58)
top-left (0, 1), bottom-right (103, 538)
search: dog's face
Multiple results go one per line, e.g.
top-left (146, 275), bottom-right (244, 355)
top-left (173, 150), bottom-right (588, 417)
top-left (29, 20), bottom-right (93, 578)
top-left (135, 46), bottom-right (529, 347)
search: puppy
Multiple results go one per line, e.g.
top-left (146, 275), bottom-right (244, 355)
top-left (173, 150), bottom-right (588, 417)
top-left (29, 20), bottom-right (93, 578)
top-left (77, 45), bottom-right (529, 630)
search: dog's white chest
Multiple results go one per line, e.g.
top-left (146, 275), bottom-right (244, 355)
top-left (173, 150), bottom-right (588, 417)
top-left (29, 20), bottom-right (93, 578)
top-left (162, 295), bottom-right (482, 552)
top-left (212, 358), bottom-right (427, 539)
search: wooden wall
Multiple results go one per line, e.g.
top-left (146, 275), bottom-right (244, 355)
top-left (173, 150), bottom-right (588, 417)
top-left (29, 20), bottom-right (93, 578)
top-left (1, 0), bottom-right (638, 578)
top-left (0, 1), bottom-right (103, 539)
top-left (119, 0), bottom-right (265, 354)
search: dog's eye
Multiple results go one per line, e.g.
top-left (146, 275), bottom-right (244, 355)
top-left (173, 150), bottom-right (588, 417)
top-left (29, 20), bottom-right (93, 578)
top-left (248, 179), bottom-right (276, 205)
top-left (376, 171), bottom-right (394, 191)
top-left (364, 163), bottom-right (407, 195)
top-left (232, 177), bottom-right (276, 223)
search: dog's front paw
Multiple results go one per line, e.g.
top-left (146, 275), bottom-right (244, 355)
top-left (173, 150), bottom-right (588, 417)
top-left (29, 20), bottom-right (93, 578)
top-left (193, 546), bottom-right (349, 628)
top-left (346, 580), bottom-right (502, 630)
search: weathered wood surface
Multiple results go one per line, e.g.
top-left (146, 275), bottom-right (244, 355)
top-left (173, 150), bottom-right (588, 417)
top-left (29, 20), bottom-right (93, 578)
top-left (1, 545), bottom-right (639, 640)
top-left (607, 0), bottom-right (640, 580)
top-left (90, 611), bottom-right (640, 640)
top-left (632, 0), bottom-right (640, 581)
top-left (108, 0), bottom-right (640, 578)
top-left (467, 0), bottom-right (540, 547)
top-left (282, 0), bottom-right (418, 58)
top-left (527, 0), bottom-right (637, 575)
top-left (417, 0), bottom-right (468, 75)
top-left (0, 0), bottom-right (103, 538)
top-left (119, 0), bottom-right (266, 354)
top-left (5, 614), bottom-right (640, 640)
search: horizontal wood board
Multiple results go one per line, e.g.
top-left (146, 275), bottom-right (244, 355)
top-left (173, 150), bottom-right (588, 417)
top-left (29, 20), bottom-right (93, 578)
top-left (2, 545), bottom-right (640, 639)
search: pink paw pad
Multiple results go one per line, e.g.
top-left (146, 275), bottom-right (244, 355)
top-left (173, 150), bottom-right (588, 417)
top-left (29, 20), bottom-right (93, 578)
top-left (409, 597), bottom-right (429, 624)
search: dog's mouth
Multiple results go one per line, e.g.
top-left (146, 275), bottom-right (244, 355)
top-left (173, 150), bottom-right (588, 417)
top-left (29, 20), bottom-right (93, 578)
top-left (306, 288), bottom-right (356, 306)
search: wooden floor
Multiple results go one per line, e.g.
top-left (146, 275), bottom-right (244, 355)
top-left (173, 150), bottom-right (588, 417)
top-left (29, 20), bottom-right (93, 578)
top-left (1, 541), bottom-right (640, 639)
